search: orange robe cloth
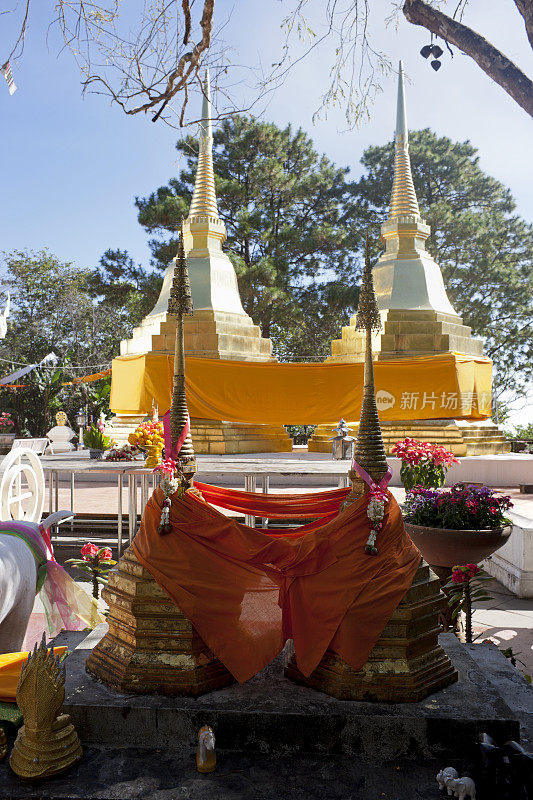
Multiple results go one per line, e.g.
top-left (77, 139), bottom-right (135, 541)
top-left (132, 489), bottom-right (421, 684)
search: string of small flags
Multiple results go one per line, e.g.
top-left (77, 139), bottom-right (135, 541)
top-left (1, 61), bottom-right (17, 95)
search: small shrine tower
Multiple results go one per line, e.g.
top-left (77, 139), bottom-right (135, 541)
top-left (115, 71), bottom-right (291, 453)
top-left (309, 62), bottom-right (509, 456)
top-left (330, 61), bottom-right (483, 363)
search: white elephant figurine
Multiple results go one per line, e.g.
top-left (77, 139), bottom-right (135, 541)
top-left (436, 767), bottom-right (459, 792)
top-left (0, 531), bottom-right (37, 652)
top-left (0, 511), bottom-right (100, 654)
top-left (448, 777), bottom-right (476, 800)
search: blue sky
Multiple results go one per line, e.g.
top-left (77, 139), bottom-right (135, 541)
top-left (0, 0), bottom-right (531, 275)
top-left (0, 1), bottom-right (531, 424)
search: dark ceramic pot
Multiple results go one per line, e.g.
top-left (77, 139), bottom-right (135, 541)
top-left (404, 523), bottom-right (511, 570)
top-left (89, 448), bottom-right (104, 460)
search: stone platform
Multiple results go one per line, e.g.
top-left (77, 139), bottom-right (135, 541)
top-left (0, 747), bottom-right (452, 800)
top-left (48, 629), bottom-right (528, 759)
top-left (309, 419), bottom-right (510, 456)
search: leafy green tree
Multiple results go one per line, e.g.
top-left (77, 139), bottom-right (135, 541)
top-left (136, 115), bottom-right (360, 353)
top-left (353, 130), bottom-right (533, 398)
top-left (0, 250), bottom-right (157, 433)
top-left (4, 368), bottom-right (65, 437)
top-left (88, 249), bottom-right (161, 324)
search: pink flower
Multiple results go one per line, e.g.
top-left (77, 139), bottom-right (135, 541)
top-left (451, 569), bottom-right (467, 584)
top-left (81, 542), bottom-right (99, 559)
top-left (100, 548), bottom-right (113, 560)
top-left (153, 457), bottom-right (177, 476)
top-left (451, 563), bottom-right (480, 582)
top-left (97, 420), bottom-right (105, 433)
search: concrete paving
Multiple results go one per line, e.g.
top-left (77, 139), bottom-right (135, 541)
top-left (0, 748), bottom-right (451, 800)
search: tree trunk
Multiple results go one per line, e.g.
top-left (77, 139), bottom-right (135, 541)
top-left (403, 0), bottom-right (533, 118)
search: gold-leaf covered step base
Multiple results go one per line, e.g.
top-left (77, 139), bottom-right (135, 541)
top-left (284, 562), bottom-right (458, 702)
top-left (86, 548), bottom-right (234, 696)
top-left (308, 420), bottom-right (510, 456)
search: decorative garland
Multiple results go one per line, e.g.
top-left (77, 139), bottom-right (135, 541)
top-left (351, 462), bottom-right (393, 556)
top-left (364, 487), bottom-right (389, 555)
top-left (153, 458), bottom-right (184, 535)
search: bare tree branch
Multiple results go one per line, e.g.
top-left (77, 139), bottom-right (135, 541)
top-left (403, 0), bottom-right (533, 118)
top-left (6, 0), bottom-right (30, 61)
top-left (514, 0), bottom-right (533, 50)
top-left (182, 0), bottom-right (192, 45)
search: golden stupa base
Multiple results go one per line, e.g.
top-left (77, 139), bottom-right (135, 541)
top-left (329, 310), bottom-right (484, 362)
top-left (10, 717), bottom-right (82, 780)
top-left (86, 548), bottom-right (234, 696)
top-left (109, 417), bottom-right (292, 454)
top-left (308, 419), bottom-right (510, 456)
top-left (285, 562), bottom-right (457, 702)
top-left (191, 418), bottom-right (292, 454)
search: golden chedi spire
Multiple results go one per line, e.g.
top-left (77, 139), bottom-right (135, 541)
top-left (389, 61), bottom-right (420, 219)
top-left (188, 69), bottom-right (219, 219)
top-left (167, 224), bottom-right (196, 468)
top-left (353, 239), bottom-right (388, 483)
top-left (374, 60), bottom-right (458, 317)
top-left (344, 238), bottom-right (388, 505)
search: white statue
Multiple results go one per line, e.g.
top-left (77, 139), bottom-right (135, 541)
top-left (46, 411), bottom-right (76, 454)
top-left (437, 767), bottom-right (459, 793)
top-left (196, 725), bottom-right (216, 773)
top-left (0, 293), bottom-right (10, 340)
top-left (0, 511), bottom-right (72, 653)
top-left (447, 777), bottom-right (476, 800)
top-left (0, 531), bottom-right (36, 652)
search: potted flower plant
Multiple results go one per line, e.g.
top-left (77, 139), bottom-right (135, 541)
top-left (403, 483), bottom-right (512, 574)
top-left (392, 437), bottom-right (458, 491)
top-left (67, 542), bottom-right (116, 599)
top-left (83, 423), bottom-right (116, 459)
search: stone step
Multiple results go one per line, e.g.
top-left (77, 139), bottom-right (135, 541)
top-left (0, 747), bottom-right (457, 800)
top-left (54, 628), bottom-right (521, 759)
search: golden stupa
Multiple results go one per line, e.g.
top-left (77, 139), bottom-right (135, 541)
top-left (309, 61), bottom-right (509, 456)
top-left (112, 71), bottom-right (291, 454)
top-left (286, 245), bottom-right (457, 701)
top-left (87, 235), bottom-right (234, 695)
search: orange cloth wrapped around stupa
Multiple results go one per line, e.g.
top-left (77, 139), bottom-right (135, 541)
top-left (132, 488), bottom-right (420, 683)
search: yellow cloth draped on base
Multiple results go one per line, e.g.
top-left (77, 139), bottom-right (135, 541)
top-left (0, 647), bottom-right (67, 702)
top-left (110, 352), bottom-right (492, 423)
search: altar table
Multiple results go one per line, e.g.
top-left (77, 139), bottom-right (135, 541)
top-left (40, 455), bottom-right (353, 551)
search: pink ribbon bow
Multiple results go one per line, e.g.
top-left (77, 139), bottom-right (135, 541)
top-left (163, 410), bottom-right (190, 459)
top-left (352, 460), bottom-right (393, 502)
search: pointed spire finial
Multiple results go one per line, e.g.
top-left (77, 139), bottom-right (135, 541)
top-left (396, 60), bottom-right (408, 142)
top-left (388, 60), bottom-right (420, 219)
top-left (353, 235), bottom-right (387, 484)
top-left (356, 235), bottom-right (382, 333)
top-left (200, 69), bottom-right (212, 141)
top-left (188, 69), bottom-right (218, 219)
